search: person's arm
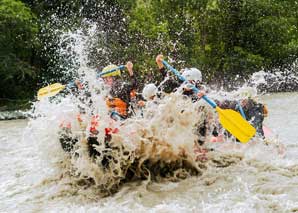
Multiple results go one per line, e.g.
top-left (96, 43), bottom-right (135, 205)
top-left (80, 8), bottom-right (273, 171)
top-left (156, 54), bottom-right (164, 70)
top-left (155, 54), bottom-right (168, 79)
top-left (112, 61), bottom-right (137, 107)
top-left (126, 61), bottom-right (134, 77)
top-left (109, 62), bottom-right (136, 104)
top-left (126, 61), bottom-right (137, 89)
top-left (217, 100), bottom-right (238, 109)
top-left (155, 54), bottom-right (182, 93)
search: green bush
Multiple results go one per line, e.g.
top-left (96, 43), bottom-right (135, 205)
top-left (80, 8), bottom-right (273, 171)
top-left (0, 0), bottom-right (39, 100)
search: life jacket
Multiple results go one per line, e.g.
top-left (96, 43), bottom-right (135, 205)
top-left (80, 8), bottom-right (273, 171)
top-left (89, 115), bottom-right (99, 135)
top-left (106, 97), bottom-right (127, 117)
top-left (105, 127), bottom-right (119, 135)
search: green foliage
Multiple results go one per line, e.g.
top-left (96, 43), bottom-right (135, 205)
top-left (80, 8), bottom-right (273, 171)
top-left (123, 0), bottom-right (298, 82)
top-left (0, 0), bottom-right (39, 99)
top-left (1, 0), bottom-right (298, 106)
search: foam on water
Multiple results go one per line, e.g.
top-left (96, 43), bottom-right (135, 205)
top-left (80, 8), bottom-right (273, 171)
top-left (1, 103), bottom-right (298, 212)
top-left (22, 74), bottom-right (292, 210)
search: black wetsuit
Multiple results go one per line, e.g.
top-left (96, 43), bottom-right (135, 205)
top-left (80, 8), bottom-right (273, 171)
top-left (156, 67), bottom-right (181, 93)
top-left (217, 98), bottom-right (265, 137)
top-left (108, 75), bottom-right (137, 119)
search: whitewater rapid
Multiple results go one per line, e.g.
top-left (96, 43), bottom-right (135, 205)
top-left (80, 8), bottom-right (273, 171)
top-left (1, 92), bottom-right (298, 212)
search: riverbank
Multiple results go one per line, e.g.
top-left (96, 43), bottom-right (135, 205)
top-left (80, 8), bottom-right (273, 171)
top-left (0, 99), bottom-right (31, 120)
top-left (0, 111), bottom-right (27, 120)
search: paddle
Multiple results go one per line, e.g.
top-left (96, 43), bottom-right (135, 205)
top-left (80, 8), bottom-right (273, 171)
top-left (236, 101), bottom-right (247, 120)
top-left (96, 65), bottom-right (125, 78)
top-left (37, 65), bottom-right (125, 100)
top-left (162, 60), bottom-right (256, 143)
top-left (37, 83), bottom-right (66, 100)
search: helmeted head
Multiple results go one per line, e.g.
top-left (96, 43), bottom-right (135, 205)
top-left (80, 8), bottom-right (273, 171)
top-left (234, 87), bottom-right (257, 99)
top-left (101, 64), bottom-right (121, 86)
top-left (142, 83), bottom-right (157, 100)
top-left (181, 68), bottom-right (202, 83)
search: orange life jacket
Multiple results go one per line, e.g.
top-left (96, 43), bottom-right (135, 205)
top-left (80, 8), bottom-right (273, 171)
top-left (106, 98), bottom-right (127, 116)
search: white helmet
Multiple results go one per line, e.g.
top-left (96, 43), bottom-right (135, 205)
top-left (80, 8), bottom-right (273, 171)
top-left (142, 83), bottom-right (157, 100)
top-left (182, 68), bottom-right (202, 82)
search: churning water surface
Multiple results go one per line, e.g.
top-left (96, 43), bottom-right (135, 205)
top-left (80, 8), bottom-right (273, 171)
top-left (1, 92), bottom-right (298, 213)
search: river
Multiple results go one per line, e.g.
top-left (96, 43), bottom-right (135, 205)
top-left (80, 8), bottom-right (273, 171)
top-left (1, 92), bottom-right (298, 212)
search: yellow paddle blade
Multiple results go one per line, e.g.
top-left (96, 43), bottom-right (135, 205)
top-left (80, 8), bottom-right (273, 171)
top-left (216, 106), bottom-right (256, 143)
top-left (37, 83), bottom-right (66, 100)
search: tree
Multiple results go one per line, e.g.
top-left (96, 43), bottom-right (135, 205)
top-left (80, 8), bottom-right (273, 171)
top-left (121, 0), bottom-right (298, 83)
top-left (0, 0), bottom-right (39, 99)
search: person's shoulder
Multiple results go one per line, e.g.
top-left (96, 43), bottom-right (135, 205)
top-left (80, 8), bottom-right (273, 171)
top-left (247, 97), bottom-right (264, 106)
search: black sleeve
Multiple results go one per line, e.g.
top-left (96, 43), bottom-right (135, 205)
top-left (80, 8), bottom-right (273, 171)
top-left (159, 67), bottom-right (167, 78)
top-left (147, 67), bottom-right (167, 84)
top-left (243, 99), bottom-right (265, 136)
top-left (217, 100), bottom-right (238, 110)
top-left (110, 75), bottom-right (137, 106)
top-left (130, 74), bottom-right (137, 90)
top-left (158, 67), bottom-right (183, 93)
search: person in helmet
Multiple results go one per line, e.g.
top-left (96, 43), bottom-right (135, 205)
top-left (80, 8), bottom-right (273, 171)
top-left (142, 83), bottom-right (158, 101)
top-left (131, 83), bottom-right (158, 119)
top-left (84, 61), bottom-right (138, 165)
top-left (155, 54), bottom-right (206, 100)
top-left (215, 98), bottom-right (268, 137)
top-left (154, 54), bottom-right (212, 148)
top-left (101, 61), bottom-right (137, 120)
top-left (180, 68), bottom-right (207, 102)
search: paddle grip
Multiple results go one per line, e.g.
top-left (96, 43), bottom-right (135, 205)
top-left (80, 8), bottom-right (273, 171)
top-left (162, 60), bottom-right (217, 108)
top-left (97, 65), bottom-right (125, 78)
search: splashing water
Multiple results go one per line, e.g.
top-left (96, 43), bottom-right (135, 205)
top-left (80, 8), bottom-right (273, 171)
top-left (2, 18), bottom-right (296, 212)
top-left (24, 20), bottom-right (286, 198)
top-left (2, 92), bottom-right (297, 212)
top-left (248, 62), bottom-right (298, 93)
top-left (26, 22), bottom-right (205, 195)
